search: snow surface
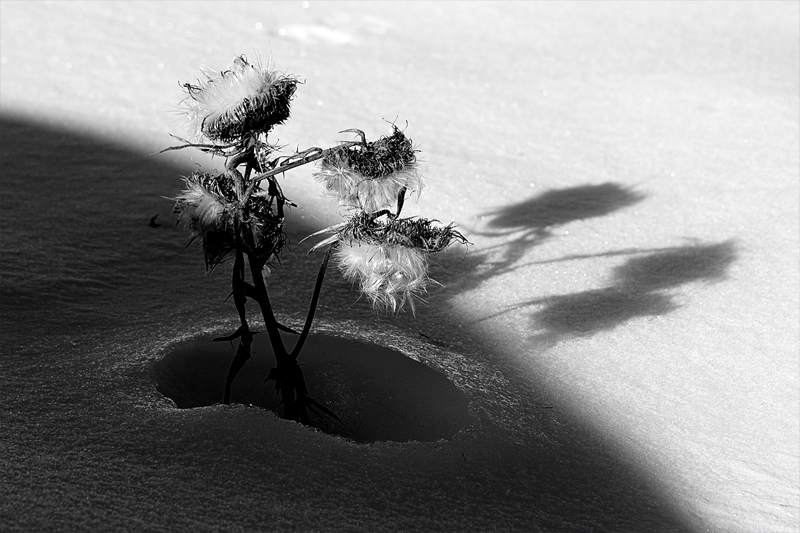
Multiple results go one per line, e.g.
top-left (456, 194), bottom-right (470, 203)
top-left (1, 2), bottom-right (798, 532)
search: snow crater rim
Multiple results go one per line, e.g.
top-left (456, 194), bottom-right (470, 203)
top-left (151, 331), bottom-right (472, 444)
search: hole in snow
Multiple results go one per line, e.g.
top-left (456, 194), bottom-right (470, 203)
top-left (153, 332), bottom-right (471, 444)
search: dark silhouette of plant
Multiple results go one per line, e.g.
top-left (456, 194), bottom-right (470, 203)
top-left (476, 183), bottom-right (646, 278)
top-left (165, 55), bottom-right (467, 424)
top-left (479, 240), bottom-right (738, 344)
top-left (431, 183), bottom-right (646, 301)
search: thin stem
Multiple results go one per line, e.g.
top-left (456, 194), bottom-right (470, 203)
top-left (227, 145), bottom-right (259, 201)
top-left (242, 142), bottom-right (359, 204)
top-left (157, 135), bottom-right (235, 155)
top-left (232, 249), bottom-right (248, 326)
top-left (238, 170), bottom-right (298, 421)
top-left (223, 243), bottom-right (252, 404)
top-left (228, 147), bottom-right (339, 422)
top-left (244, 230), bottom-right (287, 359)
top-left (226, 150), bottom-right (250, 172)
top-left (291, 247), bottom-right (333, 360)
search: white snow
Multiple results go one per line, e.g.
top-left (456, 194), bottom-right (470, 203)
top-left (1, 2), bottom-right (797, 532)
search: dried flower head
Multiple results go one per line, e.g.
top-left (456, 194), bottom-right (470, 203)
top-left (178, 55), bottom-right (298, 145)
top-left (173, 171), bottom-right (287, 269)
top-left (336, 241), bottom-right (429, 314)
top-left (310, 213), bottom-right (467, 314)
top-left (173, 171), bottom-right (236, 269)
top-left (314, 126), bottom-right (422, 213)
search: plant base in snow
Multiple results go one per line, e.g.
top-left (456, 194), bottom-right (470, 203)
top-left (166, 55), bottom-right (468, 425)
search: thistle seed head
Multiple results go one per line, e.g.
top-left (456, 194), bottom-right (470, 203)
top-left (173, 171), bottom-right (236, 269)
top-left (173, 170), bottom-right (289, 270)
top-left (314, 126), bottom-right (423, 213)
top-left (330, 214), bottom-right (468, 314)
top-left (178, 55), bottom-right (298, 145)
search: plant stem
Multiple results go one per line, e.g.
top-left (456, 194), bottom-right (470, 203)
top-left (230, 153), bottom-right (335, 422)
top-left (223, 238), bottom-right (252, 404)
top-left (242, 141), bottom-right (358, 204)
top-left (291, 248), bottom-right (332, 360)
top-left (242, 225), bottom-right (301, 421)
top-left (242, 229), bottom-right (287, 358)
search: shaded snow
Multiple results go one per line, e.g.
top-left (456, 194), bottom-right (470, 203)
top-left (1, 2), bottom-right (798, 532)
top-left (153, 331), bottom-right (473, 444)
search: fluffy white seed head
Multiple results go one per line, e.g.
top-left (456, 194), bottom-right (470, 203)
top-left (174, 180), bottom-right (226, 237)
top-left (335, 240), bottom-right (433, 315)
top-left (314, 126), bottom-right (421, 214)
top-left (178, 56), bottom-right (296, 144)
top-left (316, 162), bottom-right (423, 213)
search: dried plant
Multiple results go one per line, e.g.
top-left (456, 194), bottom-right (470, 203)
top-left (166, 55), bottom-right (468, 424)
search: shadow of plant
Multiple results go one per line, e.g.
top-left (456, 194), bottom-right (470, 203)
top-left (502, 240), bottom-right (739, 344)
top-left (434, 182), bottom-right (647, 297)
top-left (432, 182), bottom-right (738, 349)
top-left (0, 115), bottom-right (704, 533)
top-left (482, 182), bottom-right (647, 236)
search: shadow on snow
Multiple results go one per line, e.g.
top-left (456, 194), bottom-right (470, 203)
top-left (435, 183), bottom-right (737, 344)
top-left (0, 113), bottom-right (703, 533)
top-left (525, 240), bottom-right (738, 342)
top-left (438, 183), bottom-right (647, 296)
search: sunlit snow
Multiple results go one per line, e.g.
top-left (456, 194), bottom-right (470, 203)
top-left (1, 2), bottom-right (797, 532)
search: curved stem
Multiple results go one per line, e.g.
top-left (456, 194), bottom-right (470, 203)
top-left (226, 150), bottom-right (250, 172)
top-left (291, 248), bottom-right (332, 360)
top-left (243, 231), bottom-right (287, 360)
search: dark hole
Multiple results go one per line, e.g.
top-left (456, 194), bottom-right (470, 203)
top-left (152, 332), bottom-right (472, 444)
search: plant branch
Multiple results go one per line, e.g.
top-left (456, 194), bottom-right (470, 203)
top-left (291, 247), bottom-right (333, 360)
top-left (243, 229), bottom-right (287, 359)
top-left (223, 247), bottom-right (252, 404)
top-left (242, 141), bottom-right (359, 204)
